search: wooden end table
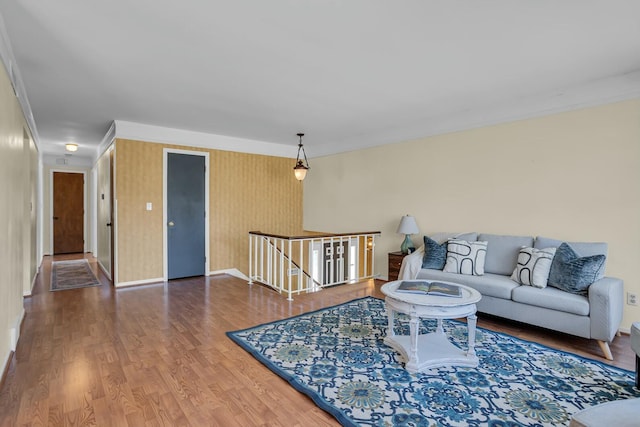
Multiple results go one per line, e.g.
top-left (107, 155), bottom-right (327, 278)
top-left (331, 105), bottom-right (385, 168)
top-left (381, 280), bottom-right (482, 373)
top-left (388, 251), bottom-right (408, 281)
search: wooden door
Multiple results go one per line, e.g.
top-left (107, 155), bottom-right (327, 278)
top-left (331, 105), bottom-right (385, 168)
top-left (53, 172), bottom-right (84, 254)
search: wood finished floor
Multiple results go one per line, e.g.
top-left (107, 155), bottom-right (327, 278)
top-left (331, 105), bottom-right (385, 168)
top-left (0, 255), bottom-right (635, 427)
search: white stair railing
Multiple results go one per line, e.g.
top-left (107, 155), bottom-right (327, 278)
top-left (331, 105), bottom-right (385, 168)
top-left (248, 231), bottom-right (381, 300)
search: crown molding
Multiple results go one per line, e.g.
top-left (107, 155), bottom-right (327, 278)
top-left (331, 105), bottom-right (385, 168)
top-left (113, 120), bottom-right (296, 158)
top-left (311, 71), bottom-right (640, 158)
top-left (0, 10), bottom-right (40, 151)
top-left (94, 121), bottom-right (116, 163)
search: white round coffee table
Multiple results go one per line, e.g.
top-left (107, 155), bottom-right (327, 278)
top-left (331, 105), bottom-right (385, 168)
top-left (381, 280), bottom-right (482, 373)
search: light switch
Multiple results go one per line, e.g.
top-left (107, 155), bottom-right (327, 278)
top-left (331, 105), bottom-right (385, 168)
top-left (146, 202), bottom-right (152, 211)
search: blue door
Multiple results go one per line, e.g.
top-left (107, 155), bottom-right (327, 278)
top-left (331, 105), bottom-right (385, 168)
top-left (167, 153), bottom-right (206, 279)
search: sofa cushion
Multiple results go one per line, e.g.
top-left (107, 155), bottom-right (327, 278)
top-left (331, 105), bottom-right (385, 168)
top-left (512, 285), bottom-right (590, 316)
top-left (422, 236), bottom-right (447, 269)
top-left (416, 269), bottom-right (518, 300)
top-left (548, 243), bottom-right (606, 295)
top-left (535, 236), bottom-right (607, 278)
top-left (479, 233), bottom-right (534, 276)
top-left (511, 247), bottom-right (556, 288)
top-left (429, 232), bottom-right (478, 244)
top-left (443, 239), bottom-right (487, 276)
top-left (631, 323), bottom-right (640, 357)
top-left (534, 236), bottom-right (608, 257)
top-left (454, 232), bottom-right (478, 242)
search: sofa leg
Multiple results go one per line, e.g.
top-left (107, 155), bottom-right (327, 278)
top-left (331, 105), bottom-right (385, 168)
top-left (598, 340), bottom-right (613, 361)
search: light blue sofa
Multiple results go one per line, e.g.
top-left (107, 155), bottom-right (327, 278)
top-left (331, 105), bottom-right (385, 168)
top-left (399, 233), bottom-right (624, 360)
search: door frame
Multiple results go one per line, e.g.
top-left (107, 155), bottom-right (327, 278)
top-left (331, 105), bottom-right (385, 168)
top-left (93, 144), bottom-right (116, 282)
top-left (49, 169), bottom-right (87, 255)
top-left (162, 148), bottom-right (210, 280)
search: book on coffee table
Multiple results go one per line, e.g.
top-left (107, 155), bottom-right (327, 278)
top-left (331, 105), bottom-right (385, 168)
top-left (396, 281), bottom-right (462, 297)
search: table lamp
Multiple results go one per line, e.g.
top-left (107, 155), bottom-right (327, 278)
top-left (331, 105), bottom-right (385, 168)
top-left (396, 214), bottom-right (419, 254)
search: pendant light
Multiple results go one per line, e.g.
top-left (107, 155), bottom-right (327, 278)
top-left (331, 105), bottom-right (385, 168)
top-left (293, 133), bottom-right (310, 181)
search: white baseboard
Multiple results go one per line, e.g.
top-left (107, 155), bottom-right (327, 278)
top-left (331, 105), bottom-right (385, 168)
top-left (97, 260), bottom-right (112, 280)
top-left (9, 309), bottom-right (25, 351)
top-left (23, 267), bottom-right (40, 297)
top-left (209, 268), bottom-right (249, 281)
top-left (116, 270), bottom-right (249, 288)
top-left (1, 348), bottom-right (12, 383)
top-left (115, 277), bottom-right (165, 288)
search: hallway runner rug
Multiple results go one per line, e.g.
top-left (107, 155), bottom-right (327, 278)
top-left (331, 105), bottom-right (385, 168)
top-left (50, 259), bottom-right (101, 291)
top-left (227, 296), bottom-right (640, 427)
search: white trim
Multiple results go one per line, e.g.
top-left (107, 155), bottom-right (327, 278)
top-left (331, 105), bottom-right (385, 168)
top-left (0, 350), bottom-right (11, 384)
top-left (90, 167), bottom-right (97, 256)
top-left (97, 259), bottom-right (112, 281)
top-left (112, 145), bottom-right (118, 286)
top-left (209, 268), bottom-right (250, 281)
top-left (37, 155), bottom-right (44, 264)
top-left (113, 199), bottom-right (118, 285)
top-left (0, 11), bottom-right (40, 151)
top-left (109, 144), bottom-right (118, 287)
top-left (49, 169), bottom-right (88, 254)
top-left (310, 72), bottom-right (640, 158)
top-left (163, 148), bottom-right (210, 281)
top-left (95, 121), bottom-right (115, 165)
top-left (23, 266), bottom-right (39, 297)
top-left (115, 277), bottom-right (164, 288)
top-left (9, 308), bottom-right (25, 351)
top-left (116, 120), bottom-right (296, 158)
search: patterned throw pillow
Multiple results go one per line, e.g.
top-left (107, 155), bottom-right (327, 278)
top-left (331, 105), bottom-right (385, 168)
top-left (422, 236), bottom-right (447, 270)
top-left (443, 239), bottom-right (488, 276)
top-left (511, 247), bottom-right (557, 288)
top-left (548, 242), bottom-right (606, 295)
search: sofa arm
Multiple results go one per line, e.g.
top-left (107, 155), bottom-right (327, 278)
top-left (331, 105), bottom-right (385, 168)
top-left (588, 277), bottom-right (624, 342)
top-left (398, 245), bottom-right (425, 280)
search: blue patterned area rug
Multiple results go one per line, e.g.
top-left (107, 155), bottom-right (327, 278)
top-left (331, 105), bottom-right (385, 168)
top-left (227, 296), bottom-right (640, 427)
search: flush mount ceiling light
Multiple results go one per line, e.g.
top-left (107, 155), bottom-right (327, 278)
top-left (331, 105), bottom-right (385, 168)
top-left (293, 133), bottom-right (310, 181)
top-left (65, 143), bottom-right (78, 152)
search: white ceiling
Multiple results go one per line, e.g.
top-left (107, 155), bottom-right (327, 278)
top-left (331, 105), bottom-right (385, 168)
top-left (1, 1), bottom-right (639, 161)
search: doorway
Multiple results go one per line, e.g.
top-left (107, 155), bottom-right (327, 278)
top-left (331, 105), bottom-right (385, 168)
top-left (96, 146), bottom-right (115, 279)
top-left (164, 150), bottom-right (209, 280)
top-left (52, 171), bottom-right (85, 254)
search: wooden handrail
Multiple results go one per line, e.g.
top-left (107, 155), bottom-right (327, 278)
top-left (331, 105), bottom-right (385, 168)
top-left (248, 231), bottom-right (380, 300)
top-left (249, 230), bottom-right (381, 240)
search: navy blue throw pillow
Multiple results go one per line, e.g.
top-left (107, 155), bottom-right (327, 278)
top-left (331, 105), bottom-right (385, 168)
top-left (548, 242), bottom-right (606, 295)
top-left (422, 236), bottom-right (447, 270)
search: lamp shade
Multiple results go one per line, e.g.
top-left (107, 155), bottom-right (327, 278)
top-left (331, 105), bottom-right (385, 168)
top-left (293, 161), bottom-right (308, 181)
top-left (396, 215), bottom-right (419, 235)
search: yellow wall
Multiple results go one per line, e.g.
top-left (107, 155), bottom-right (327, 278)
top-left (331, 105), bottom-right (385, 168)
top-left (114, 138), bottom-right (303, 284)
top-left (304, 99), bottom-right (640, 330)
top-left (0, 61), bottom-right (37, 372)
top-left (22, 130), bottom-right (37, 295)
